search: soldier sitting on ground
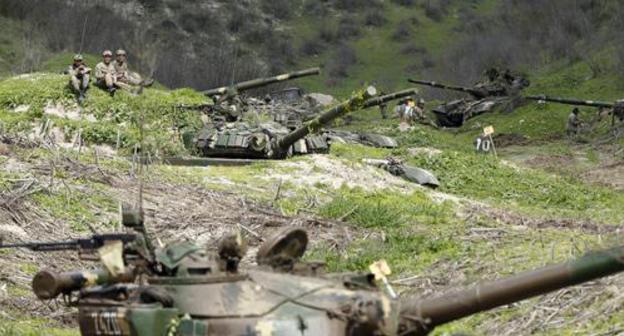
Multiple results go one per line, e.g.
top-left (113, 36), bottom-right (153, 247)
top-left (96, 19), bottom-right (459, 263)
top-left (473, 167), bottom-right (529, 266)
top-left (113, 49), bottom-right (154, 89)
top-left (566, 107), bottom-right (582, 137)
top-left (95, 50), bottom-right (126, 96)
top-left (67, 54), bottom-right (91, 104)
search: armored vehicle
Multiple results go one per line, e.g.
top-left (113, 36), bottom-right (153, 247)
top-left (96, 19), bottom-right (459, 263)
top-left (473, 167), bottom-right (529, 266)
top-left (202, 68), bottom-right (321, 122)
top-left (193, 88), bottom-right (416, 159)
top-left (527, 94), bottom-right (624, 125)
top-left (408, 72), bottom-right (530, 127)
top-left (3, 204), bottom-right (624, 335)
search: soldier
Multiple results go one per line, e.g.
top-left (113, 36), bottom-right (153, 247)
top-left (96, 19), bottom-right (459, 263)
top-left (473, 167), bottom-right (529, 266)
top-left (413, 98), bottom-right (425, 120)
top-left (95, 50), bottom-right (123, 96)
top-left (113, 49), bottom-right (154, 88)
top-left (377, 90), bottom-right (388, 119)
top-left (67, 54), bottom-right (91, 104)
top-left (566, 108), bottom-right (582, 136)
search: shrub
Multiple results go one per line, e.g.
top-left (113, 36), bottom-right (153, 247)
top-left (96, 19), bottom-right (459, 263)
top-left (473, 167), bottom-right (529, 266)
top-left (337, 17), bottom-right (361, 39)
top-left (400, 44), bottom-right (427, 55)
top-left (364, 11), bottom-right (387, 27)
top-left (390, 0), bottom-right (415, 7)
top-left (391, 24), bottom-right (411, 42)
top-left (261, 0), bottom-right (295, 20)
top-left (300, 39), bottom-right (324, 56)
top-left (327, 44), bottom-right (357, 78)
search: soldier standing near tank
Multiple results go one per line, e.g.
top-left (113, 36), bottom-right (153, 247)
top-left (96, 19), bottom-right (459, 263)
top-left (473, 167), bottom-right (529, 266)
top-left (566, 108), bottom-right (582, 137)
top-left (67, 54), bottom-right (91, 104)
top-left (113, 49), bottom-right (154, 88)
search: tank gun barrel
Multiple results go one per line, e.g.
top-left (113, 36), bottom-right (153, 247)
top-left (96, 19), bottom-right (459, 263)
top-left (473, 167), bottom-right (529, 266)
top-left (526, 95), bottom-right (614, 108)
top-left (32, 268), bottom-right (135, 300)
top-left (400, 245), bottom-right (624, 335)
top-left (408, 79), bottom-right (487, 99)
top-left (362, 88), bottom-right (418, 108)
top-left (276, 86), bottom-right (377, 151)
top-left (202, 67), bottom-right (321, 97)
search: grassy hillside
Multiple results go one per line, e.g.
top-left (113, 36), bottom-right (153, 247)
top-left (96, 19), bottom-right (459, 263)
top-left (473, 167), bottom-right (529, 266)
top-left (0, 63), bottom-right (623, 334)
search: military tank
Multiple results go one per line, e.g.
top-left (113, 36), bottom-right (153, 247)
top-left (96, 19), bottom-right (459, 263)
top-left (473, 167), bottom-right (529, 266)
top-left (3, 204), bottom-right (624, 336)
top-left (408, 72), bottom-right (530, 127)
top-left (201, 68), bottom-right (322, 123)
top-left (193, 87), bottom-right (416, 159)
top-left (526, 94), bottom-right (624, 124)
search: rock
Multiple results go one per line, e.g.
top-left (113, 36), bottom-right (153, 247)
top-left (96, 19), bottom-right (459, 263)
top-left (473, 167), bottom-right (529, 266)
top-left (0, 143), bottom-right (9, 156)
top-left (307, 93), bottom-right (335, 106)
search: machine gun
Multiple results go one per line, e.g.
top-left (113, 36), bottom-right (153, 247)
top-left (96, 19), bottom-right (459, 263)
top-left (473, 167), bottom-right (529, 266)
top-left (0, 205), bottom-right (154, 300)
top-left (0, 233), bottom-right (136, 252)
top-left (202, 67), bottom-right (321, 98)
top-left (526, 94), bottom-right (624, 124)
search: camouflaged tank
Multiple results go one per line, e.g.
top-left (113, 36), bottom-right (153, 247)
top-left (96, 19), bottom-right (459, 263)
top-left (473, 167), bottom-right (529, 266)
top-left (192, 88), bottom-right (415, 159)
top-left (408, 73), bottom-right (530, 127)
top-left (6, 204), bottom-right (624, 336)
top-left (202, 68), bottom-right (321, 122)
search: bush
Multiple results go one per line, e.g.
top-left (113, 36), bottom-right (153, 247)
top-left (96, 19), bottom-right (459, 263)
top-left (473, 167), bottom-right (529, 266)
top-left (333, 0), bottom-right (381, 11)
top-left (261, 0), bottom-right (295, 20)
top-left (327, 44), bottom-right (358, 78)
top-left (319, 27), bottom-right (337, 43)
top-left (337, 17), bottom-right (361, 39)
top-left (303, 0), bottom-right (329, 17)
top-left (421, 55), bottom-right (435, 69)
top-left (300, 39), bottom-right (324, 56)
top-left (423, 0), bottom-right (450, 22)
top-left (400, 44), bottom-right (427, 55)
top-left (364, 11), bottom-right (387, 27)
top-left (390, 0), bottom-right (415, 7)
top-left (391, 24), bottom-right (411, 42)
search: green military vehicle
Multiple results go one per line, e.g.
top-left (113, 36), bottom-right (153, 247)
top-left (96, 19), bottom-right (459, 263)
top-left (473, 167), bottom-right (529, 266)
top-left (193, 87), bottom-right (415, 159)
top-left (3, 204), bottom-right (624, 335)
top-left (408, 71), bottom-right (530, 127)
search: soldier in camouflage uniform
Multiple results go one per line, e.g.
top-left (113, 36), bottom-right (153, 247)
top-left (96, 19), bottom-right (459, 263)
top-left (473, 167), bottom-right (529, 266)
top-left (94, 50), bottom-right (124, 96)
top-left (113, 49), bottom-right (154, 88)
top-left (67, 54), bottom-right (91, 104)
top-left (566, 108), bottom-right (582, 136)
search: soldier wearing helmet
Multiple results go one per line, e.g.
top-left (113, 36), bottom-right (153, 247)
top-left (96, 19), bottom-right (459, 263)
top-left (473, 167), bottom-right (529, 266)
top-left (113, 49), bottom-right (154, 88)
top-left (67, 54), bottom-right (91, 104)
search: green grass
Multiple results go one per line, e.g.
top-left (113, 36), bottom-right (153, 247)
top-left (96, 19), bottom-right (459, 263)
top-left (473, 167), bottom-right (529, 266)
top-left (0, 318), bottom-right (77, 336)
top-left (0, 73), bottom-right (209, 155)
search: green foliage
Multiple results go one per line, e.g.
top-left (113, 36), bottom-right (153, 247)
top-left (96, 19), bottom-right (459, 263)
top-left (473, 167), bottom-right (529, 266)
top-left (330, 142), bottom-right (624, 223)
top-left (310, 186), bottom-right (458, 273)
top-left (32, 182), bottom-right (117, 232)
top-left (0, 73), bottom-right (209, 155)
top-left (0, 318), bottom-right (77, 336)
